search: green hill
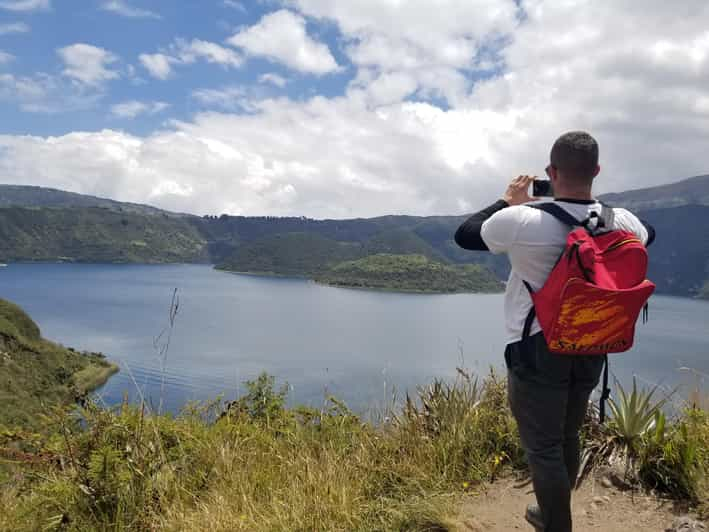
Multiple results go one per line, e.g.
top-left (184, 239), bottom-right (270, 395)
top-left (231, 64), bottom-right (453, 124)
top-left (215, 232), bottom-right (364, 276)
top-left (362, 228), bottom-right (444, 260)
top-left (637, 204), bottom-right (709, 296)
top-left (213, 230), bottom-right (501, 295)
top-left (0, 298), bottom-right (117, 428)
top-left (3, 176), bottom-right (709, 297)
top-left (315, 254), bottom-right (504, 293)
top-left (599, 174), bottom-right (709, 211)
top-left (0, 184), bottom-right (177, 216)
top-left (0, 207), bottom-right (208, 263)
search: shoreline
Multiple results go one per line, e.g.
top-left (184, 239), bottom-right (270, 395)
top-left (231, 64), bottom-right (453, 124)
top-left (72, 361), bottom-right (120, 395)
top-left (215, 266), bottom-right (504, 295)
top-left (3, 262), bottom-right (705, 300)
top-left (312, 278), bottom-right (503, 295)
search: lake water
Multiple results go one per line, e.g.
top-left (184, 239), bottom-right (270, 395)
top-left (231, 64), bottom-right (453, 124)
top-left (1, 264), bottom-right (707, 414)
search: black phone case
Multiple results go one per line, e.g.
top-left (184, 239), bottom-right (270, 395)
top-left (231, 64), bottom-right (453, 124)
top-left (533, 179), bottom-right (553, 197)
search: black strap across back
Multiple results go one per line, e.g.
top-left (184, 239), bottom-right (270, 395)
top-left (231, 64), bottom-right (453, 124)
top-left (527, 201), bottom-right (615, 235)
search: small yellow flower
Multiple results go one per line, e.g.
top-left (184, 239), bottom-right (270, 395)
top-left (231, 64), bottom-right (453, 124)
top-left (462, 481), bottom-right (470, 489)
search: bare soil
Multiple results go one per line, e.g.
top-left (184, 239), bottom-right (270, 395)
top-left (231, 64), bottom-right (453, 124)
top-left (456, 474), bottom-right (695, 532)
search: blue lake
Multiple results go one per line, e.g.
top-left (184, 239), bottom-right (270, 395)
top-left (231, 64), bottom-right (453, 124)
top-left (0, 263), bottom-right (707, 414)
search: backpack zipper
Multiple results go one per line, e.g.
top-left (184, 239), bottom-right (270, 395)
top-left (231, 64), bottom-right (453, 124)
top-left (603, 238), bottom-right (642, 253)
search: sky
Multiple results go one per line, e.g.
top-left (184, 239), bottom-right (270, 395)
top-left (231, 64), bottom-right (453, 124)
top-left (0, 0), bottom-right (708, 218)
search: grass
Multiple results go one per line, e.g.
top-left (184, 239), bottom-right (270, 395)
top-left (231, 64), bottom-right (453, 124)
top-left (0, 298), bottom-right (118, 429)
top-left (0, 297), bottom-right (705, 528)
top-left (0, 298), bottom-right (41, 340)
top-left (0, 370), bottom-right (521, 531)
top-left (0, 369), bottom-right (705, 531)
top-left (71, 364), bottom-right (120, 395)
top-left (580, 378), bottom-right (708, 516)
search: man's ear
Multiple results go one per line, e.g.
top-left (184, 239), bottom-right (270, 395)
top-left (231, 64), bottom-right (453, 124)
top-left (592, 165), bottom-right (601, 178)
top-left (550, 166), bottom-right (560, 183)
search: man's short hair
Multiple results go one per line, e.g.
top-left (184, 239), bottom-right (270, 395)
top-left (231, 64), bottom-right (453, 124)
top-left (550, 131), bottom-right (599, 183)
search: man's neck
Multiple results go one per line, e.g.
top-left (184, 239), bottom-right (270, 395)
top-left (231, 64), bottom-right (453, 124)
top-left (553, 188), bottom-right (593, 201)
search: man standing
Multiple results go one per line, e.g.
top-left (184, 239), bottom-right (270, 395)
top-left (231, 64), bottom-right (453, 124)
top-left (454, 131), bottom-right (654, 532)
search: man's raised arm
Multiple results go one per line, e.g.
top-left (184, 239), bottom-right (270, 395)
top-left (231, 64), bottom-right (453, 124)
top-left (454, 199), bottom-right (509, 251)
top-left (454, 175), bottom-right (537, 251)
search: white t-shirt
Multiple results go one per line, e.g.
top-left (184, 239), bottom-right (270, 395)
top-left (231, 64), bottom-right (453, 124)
top-left (481, 200), bottom-right (649, 345)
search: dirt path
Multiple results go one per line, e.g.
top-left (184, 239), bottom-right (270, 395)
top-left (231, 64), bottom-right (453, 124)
top-left (456, 475), bottom-right (696, 532)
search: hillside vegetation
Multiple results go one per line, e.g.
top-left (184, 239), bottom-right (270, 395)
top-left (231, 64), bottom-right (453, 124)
top-left (0, 371), bottom-right (705, 531)
top-left (637, 205), bottom-right (709, 296)
top-left (0, 185), bottom-right (174, 216)
top-left (0, 301), bottom-right (704, 530)
top-left (598, 174), bottom-right (709, 212)
top-left (215, 232), bottom-right (363, 276)
top-left (0, 298), bottom-right (117, 428)
top-left (3, 177), bottom-right (709, 297)
top-left (0, 207), bottom-right (208, 263)
top-left (316, 254), bottom-right (504, 293)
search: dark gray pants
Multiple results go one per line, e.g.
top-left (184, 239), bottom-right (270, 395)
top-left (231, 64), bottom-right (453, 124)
top-left (505, 333), bottom-right (604, 532)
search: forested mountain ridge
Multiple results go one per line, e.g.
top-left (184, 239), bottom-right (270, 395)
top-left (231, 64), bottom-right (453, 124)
top-left (635, 204), bottom-right (709, 296)
top-left (1, 175), bottom-right (707, 297)
top-left (0, 207), bottom-right (208, 263)
top-left (598, 174), bottom-right (709, 211)
top-left (0, 184), bottom-right (179, 216)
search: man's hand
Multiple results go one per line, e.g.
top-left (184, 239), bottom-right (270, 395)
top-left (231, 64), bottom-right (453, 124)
top-left (503, 175), bottom-right (538, 206)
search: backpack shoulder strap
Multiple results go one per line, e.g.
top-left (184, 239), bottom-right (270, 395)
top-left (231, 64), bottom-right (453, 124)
top-left (598, 203), bottom-right (616, 231)
top-left (585, 203), bottom-right (616, 235)
top-left (527, 202), bottom-right (582, 227)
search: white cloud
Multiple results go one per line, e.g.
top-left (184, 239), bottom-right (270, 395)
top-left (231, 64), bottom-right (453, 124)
top-left (0, 98), bottom-right (513, 217)
top-left (289, 0), bottom-right (518, 104)
top-left (174, 38), bottom-right (242, 68)
top-left (192, 86), bottom-right (253, 112)
top-left (356, 71), bottom-right (418, 106)
top-left (222, 0), bottom-right (245, 12)
top-left (139, 39), bottom-right (242, 79)
top-left (227, 9), bottom-right (340, 75)
top-left (101, 0), bottom-right (160, 19)
top-left (0, 22), bottom-right (30, 34)
top-left (0, 0), bottom-right (49, 11)
top-left (139, 53), bottom-right (173, 80)
top-left (57, 43), bottom-right (119, 86)
top-left (111, 100), bottom-right (169, 119)
top-left (0, 73), bottom-right (48, 102)
top-left (258, 72), bottom-right (288, 87)
top-left (0, 72), bottom-right (103, 113)
top-left (3, 1), bottom-right (709, 218)
top-left (0, 50), bottom-right (14, 64)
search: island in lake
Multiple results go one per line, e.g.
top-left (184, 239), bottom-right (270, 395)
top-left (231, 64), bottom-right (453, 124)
top-left (314, 253), bottom-right (504, 293)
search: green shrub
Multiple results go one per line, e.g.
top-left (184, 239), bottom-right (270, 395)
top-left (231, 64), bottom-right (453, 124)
top-left (607, 377), bottom-right (669, 457)
top-left (638, 407), bottom-right (709, 504)
top-left (580, 379), bottom-right (707, 508)
top-left (1, 372), bottom-right (705, 531)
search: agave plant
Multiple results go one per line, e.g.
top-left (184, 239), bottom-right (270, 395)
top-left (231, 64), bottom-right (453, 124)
top-left (608, 377), bottom-right (669, 456)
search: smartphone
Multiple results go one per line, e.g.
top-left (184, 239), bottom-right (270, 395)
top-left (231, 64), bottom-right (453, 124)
top-left (533, 179), bottom-right (553, 197)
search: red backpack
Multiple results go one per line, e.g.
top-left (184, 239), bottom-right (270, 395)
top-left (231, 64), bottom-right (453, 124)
top-left (522, 203), bottom-right (655, 420)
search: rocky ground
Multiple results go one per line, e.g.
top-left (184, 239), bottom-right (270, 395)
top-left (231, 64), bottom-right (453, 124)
top-left (457, 472), bottom-right (705, 532)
